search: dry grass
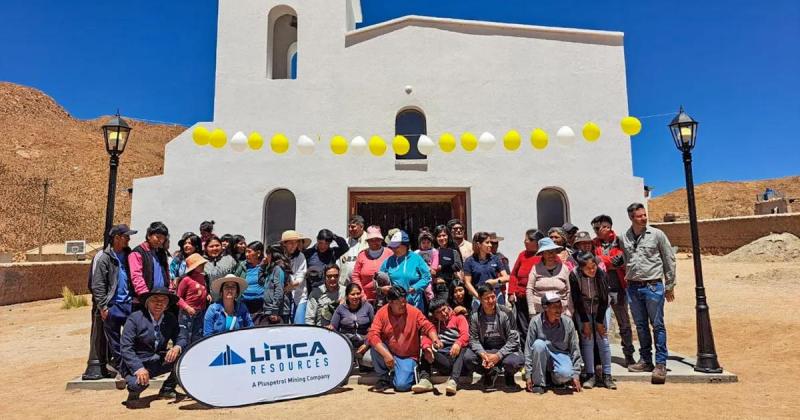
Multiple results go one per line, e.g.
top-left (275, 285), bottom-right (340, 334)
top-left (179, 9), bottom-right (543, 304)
top-left (60, 286), bottom-right (88, 309)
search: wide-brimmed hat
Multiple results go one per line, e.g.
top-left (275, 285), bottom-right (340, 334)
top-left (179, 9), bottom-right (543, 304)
top-left (211, 274), bottom-right (248, 298)
top-left (387, 230), bottom-right (410, 249)
top-left (488, 232), bottom-right (504, 242)
top-left (140, 287), bottom-right (179, 307)
top-left (366, 226), bottom-right (383, 241)
top-left (536, 238), bottom-right (564, 255)
top-left (281, 230), bottom-right (311, 249)
top-left (184, 253), bottom-right (208, 273)
top-left (573, 231), bottom-right (593, 244)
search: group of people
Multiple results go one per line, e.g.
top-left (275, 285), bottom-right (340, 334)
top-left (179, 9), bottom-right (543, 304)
top-left (87, 203), bottom-right (676, 405)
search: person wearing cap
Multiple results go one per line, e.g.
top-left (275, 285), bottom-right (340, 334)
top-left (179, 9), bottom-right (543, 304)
top-left (447, 219), bottom-right (473, 260)
top-left (526, 237), bottom-right (573, 317)
top-left (562, 223), bottom-right (580, 248)
top-left (379, 230), bottom-right (431, 312)
top-left (508, 229), bottom-right (544, 339)
top-left (169, 232), bottom-right (202, 281)
top-left (175, 253), bottom-right (209, 344)
top-left (338, 215), bottom-right (369, 287)
top-left (258, 243), bottom-right (293, 325)
top-left (129, 222), bottom-right (170, 307)
top-left (569, 252), bottom-right (616, 390)
top-left (591, 214), bottom-right (636, 367)
top-left (465, 285), bottom-right (524, 390)
top-left (432, 224), bottom-right (464, 301)
top-left (488, 232), bottom-right (510, 273)
top-left (413, 298), bottom-right (470, 395)
top-left (351, 226), bottom-right (393, 303)
top-left (305, 264), bottom-right (347, 327)
top-left (87, 224), bottom-right (137, 379)
top-left (280, 230), bottom-right (310, 324)
top-left (120, 288), bottom-right (188, 404)
top-left (617, 203), bottom-right (676, 384)
top-left (463, 232), bottom-right (510, 311)
top-left (524, 291), bottom-right (583, 394)
top-left (203, 274), bottom-right (253, 336)
top-left (303, 229), bottom-right (350, 272)
top-left (203, 235), bottom-right (238, 301)
top-left (548, 227), bottom-right (576, 271)
top-left (366, 286), bottom-right (441, 392)
top-left (234, 241), bottom-right (266, 315)
top-left (572, 231), bottom-right (607, 272)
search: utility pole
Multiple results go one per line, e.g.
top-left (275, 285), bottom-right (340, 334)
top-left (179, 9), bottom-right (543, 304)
top-left (38, 178), bottom-right (51, 257)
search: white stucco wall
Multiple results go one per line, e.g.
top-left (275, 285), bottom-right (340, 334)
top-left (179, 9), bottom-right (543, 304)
top-left (131, 0), bottom-right (644, 258)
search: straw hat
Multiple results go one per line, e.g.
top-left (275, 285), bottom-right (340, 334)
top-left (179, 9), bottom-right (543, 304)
top-left (210, 274), bottom-right (249, 298)
top-left (281, 230), bottom-right (311, 249)
top-left (184, 253), bottom-right (208, 273)
top-left (488, 232), bottom-right (505, 242)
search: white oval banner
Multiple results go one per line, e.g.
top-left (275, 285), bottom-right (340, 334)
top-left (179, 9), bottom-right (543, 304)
top-left (177, 325), bottom-right (354, 407)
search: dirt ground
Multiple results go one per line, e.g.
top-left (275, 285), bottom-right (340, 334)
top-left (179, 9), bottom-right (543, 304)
top-left (1, 255), bottom-right (798, 419)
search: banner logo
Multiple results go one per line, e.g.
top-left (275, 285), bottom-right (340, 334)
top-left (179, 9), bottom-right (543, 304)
top-left (209, 345), bottom-right (247, 367)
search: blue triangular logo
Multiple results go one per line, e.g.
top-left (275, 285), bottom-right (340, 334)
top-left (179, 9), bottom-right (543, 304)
top-left (209, 345), bottom-right (246, 367)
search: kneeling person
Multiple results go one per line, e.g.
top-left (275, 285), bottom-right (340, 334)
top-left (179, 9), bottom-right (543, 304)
top-left (413, 299), bottom-right (469, 395)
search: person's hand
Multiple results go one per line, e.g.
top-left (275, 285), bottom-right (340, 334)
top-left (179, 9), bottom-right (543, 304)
top-left (596, 323), bottom-right (607, 337)
top-left (100, 308), bottom-right (109, 321)
top-left (449, 342), bottom-right (461, 358)
top-left (572, 377), bottom-right (583, 392)
top-left (383, 354), bottom-right (395, 370)
top-left (269, 315), bottom-right (280, 323)
top-left (508, 294), bottom-right (517, 303)
top-left (526, 378), bottom-right (534, 392)
top-left (432, 338), bottom-right (444, 350)
top-left (135, 368), bottom-right (150, 386)
top-left (165, 345), bottom-right (182, 363)
top-left (582, 322), bottom-right (592, 339)
top-left (483, 353), bottom-right (500, 368)
top-left (430, 267), bottom-right (438, 276)
top-left (665, 289), bottom-right (675, 303)
top-left (485, 279), bottom-right (499, 287)
top-left (611, 254), bottom-right (624, 267)
top-left (185, 307), bottom-right (196, 316)
top-left (423, 347), bottom-right (435, 363)
top-left (326, 324), bottom-right (334, 330)
top-left (356, 344), bottom-right (368, 355)
top-left (608, 292), bottom-right (618, 305)
top-left (453, 306), bottom-right (468, 316)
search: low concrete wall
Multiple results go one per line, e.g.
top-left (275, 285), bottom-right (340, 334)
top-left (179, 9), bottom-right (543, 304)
top-left (652, 213), bottom-right (800, 254)
top-left (0, 261), bottom-right (91, 306)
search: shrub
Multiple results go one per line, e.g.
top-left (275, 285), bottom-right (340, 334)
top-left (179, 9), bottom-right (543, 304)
top-left (61, 286), bottom-right (88, 309)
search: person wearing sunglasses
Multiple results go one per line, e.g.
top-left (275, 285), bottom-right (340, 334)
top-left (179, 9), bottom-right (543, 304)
top-left (306, 264), bottom-right (346, 327)
top-left (447, 218), bottom-right (473, 260)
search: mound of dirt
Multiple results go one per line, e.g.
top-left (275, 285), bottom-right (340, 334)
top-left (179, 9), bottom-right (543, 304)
top-left (722, 233), bottom-right (800, 263)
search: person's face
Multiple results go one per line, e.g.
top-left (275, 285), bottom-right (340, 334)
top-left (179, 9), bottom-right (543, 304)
top-left (436, 231), bottom-right (449, 247)
top-left (453, 286), bottom-right (465, 302)
top-left (317, 239), bottom-right (330, 253)
top-left (324, 269), bottom-right (340, 290)
top-left (182, 240), bottom-right (196, 256)
top-left (112, 234), bottom-right (130, 250)
top-left (283, 240), bottom-right (299, 254)
top-left (206, 240), bottom-right (222, 257)
top-left (490, 240), bottom-right (499, 254)
top-left (544, 301), bottom-right (563, 321)
top-left (631, 208), bottom-right (648, 227)
top-left (245, 248), bottom-right (261, 264)
top-left (480, 292), bottom-right (497, 312)
top-left (367, 238), bottom-right (382, 250)
top-left (222, 282), bottom-right (238, 301)
top-left (577, 241), bottom-right (593, 253)
top-left (433, 305), bottom-right (451, 322)
top-left (220, 240), bottom-right (230, 250)
top-left (348, 223), bottom-right (364, 239)
top-left (146, 295), bottom-right (169, 317)
top-left (479, 238), bottom-right (492, 255)
top-left (388, 298), bottom-right (407, 315)
top-left (566, 232), bottom-right (577, 245)
top-left (392, 244), bottom-right (408, 257)
top-left (451, 224), bottom-right (465, 240)
top-left (593, 222), bottom-right (613, 240)
top-left (524, 236), bottom-right (538, 252)
top-left (147, 233), bottom-right (166, 249)
top-left (347, 287), bottom-right (362, 306)
top-left (542, 250), bottom-right (558, 265)
top-left (549, 233), bottom-right (565, 246)
top-left (235, 240), bottom-right (247, 254)
top-left (581, 259), bottom-right (598, 278)
top-left (419, 238), bottom-right (432, 250)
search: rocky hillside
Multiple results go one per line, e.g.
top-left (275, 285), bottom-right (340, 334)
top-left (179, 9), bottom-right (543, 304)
top-left (0, 82), bottom-right (185, 252)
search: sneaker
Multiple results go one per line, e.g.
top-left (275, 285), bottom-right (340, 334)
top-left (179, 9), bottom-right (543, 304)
top-left (158, 388), bottom-right (177, 399)
top-left (531, 385), bottom-right (546, 394)
top-left (373, 375), bottom-right (392, 392)
top-left (411, 378), bottom-right (434, 394)
top-left (651, 364), bottom-right (667, 385)
top-left (482, 369), bottom-right (498, 388)
top-left (627, 360), bottom-right (655, 373)
top-left (602, 374), bottom-right (617, 390)
top-left (624, 354), bottom-right (637, 368)
top-left (582, 375), bottom-right (596, 389)
top-left (445, 378), bottom-right (458, 396)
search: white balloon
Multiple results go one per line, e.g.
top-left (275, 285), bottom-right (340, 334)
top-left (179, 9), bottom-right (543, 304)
top-left (297, 135), bottom-right (315, 155)
top-left (230, 131), bottom-right (248, 152)
top-left (417, 134), bottom-right (435, 155)
top-left (556, 126), bottom-right (577, 145)
top-left (478, 132), bottom-right (497, 150)
top-left (350, 136), bottom-right (367, 155)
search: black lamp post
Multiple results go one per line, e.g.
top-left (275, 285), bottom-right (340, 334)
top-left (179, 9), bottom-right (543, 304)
top-left (82, 111), bottom-right (132, 380)
top-left (668, 106), bottom-right (722, 373)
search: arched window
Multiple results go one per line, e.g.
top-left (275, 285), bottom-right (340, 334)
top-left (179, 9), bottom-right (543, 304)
top-left (395, 108), bottom-right (427, 160)
top-left (537, 188), bottom-right (569, 231)
top-left (268, 6), bottom-right (298, 80)
top-left (263, 189), bottom-right (296, 244)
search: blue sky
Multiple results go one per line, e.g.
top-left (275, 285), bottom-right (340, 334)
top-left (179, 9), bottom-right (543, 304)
top-left (1, 0), bottom-right (798, 195)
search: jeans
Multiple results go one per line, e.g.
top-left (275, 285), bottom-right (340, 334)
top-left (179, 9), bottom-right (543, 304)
top-left (103, 302), bottom-right (132, 370)
top-left (463, 348), bottom-right (524, 377)
top-left (178, 310), bottom-right (205, 344)
top-left (610, 292), bottom-right (635, 358)
top-left (419, 348), bottom-right (466, 380)
top-left (370, 346), bottom-right (417, 391)
top-left (527, 339), bottom-right (574, 386)
top-left (125, 359), bottom-right (177, 394)
top-left (578, 310), bottom-right (612, 375)
top-left (627, 281), bottom-right (668, 365)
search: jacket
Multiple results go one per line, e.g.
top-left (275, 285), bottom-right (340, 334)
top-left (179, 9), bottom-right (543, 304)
top-left (303, 236), bottom-right (349, 270)
top-left (568, 267), bottom-right (610, 324)
top-left (422, 312), bottom-right (469, 351)
top-left (260, 264), bottom-right (292, 317)
top-left (120, 310), bottom-right (187, 376)
top-left (305, 284), bottom-right (346, 327)
top-left (203, 301), bottom-right (254, 336)
top-left (593, 230), bottom-right (627, 289)
top-left (366, 303), bottom-right (435, 360)
top-left (526, 262), bottom-right (573, 316)
top-left (468, 308), bottom-right (521, 358)
top-left (508, 251), bottom-right (540, 298)
top-left (525, 314), bottom-right (582, 381)
top-left (621, 225), bottom-right (677, 290)
top-left (351, 247), bottom-right (393, 301)
top-left (90, 244), bottom-right (132, 310)
top-left (129, 242), bottom-right (170, 297)
top-left (204, 254), bottom-right (237, 299)
top-left (380, 252), bottom-right (431, 312)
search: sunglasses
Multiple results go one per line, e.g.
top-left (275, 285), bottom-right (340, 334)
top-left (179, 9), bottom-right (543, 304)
top-left (452, 226), bottom-right (464, 231)
top-left (325, 274), bottom-right (339, 279)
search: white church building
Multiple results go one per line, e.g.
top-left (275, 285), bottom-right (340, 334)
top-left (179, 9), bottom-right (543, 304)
top-left (131, 0), bottom-right (645, 255)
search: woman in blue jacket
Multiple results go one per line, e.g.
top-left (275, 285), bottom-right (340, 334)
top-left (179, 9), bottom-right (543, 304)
top-left (379, 230), bottom-right (431, 312)
top-left (203, 274), bottom-right (253, 336)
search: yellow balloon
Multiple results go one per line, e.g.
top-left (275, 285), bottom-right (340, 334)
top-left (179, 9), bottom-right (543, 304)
top-left (503, 130), bottom-right (521, 151)
top-left (330, 135), bottom-right (348, 155)
top-left (271, 133), bottom-right (289, 154)
top-left (582, 122), bottom-right (601, 142)
top-left (461, 132), bottom-right (477, 152)
top-left (620, 116), bottom-right (642, 136)
top-left (247, 132), bottom-right (264, 150)
top-left (192, 126), bottom-right (210, 146)
top-left (530, 128), bottom-right (548, 150)
top-left (209, 128), bottom-right (227, 149)
top-left (393, 135), bottom-right (411, 156)
top-left (439, 133), bottom-right (457, 153)
top-left (368, 135), bottom-right (387, 156)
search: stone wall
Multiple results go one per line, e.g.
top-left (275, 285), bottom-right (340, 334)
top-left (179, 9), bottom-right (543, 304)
top-left (652, 213), bottom-right (800, 254)
top-left (0, 261), bottom-right (91, 306)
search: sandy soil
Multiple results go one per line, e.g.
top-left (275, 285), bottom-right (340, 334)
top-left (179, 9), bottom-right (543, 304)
top-left (1, 255), bottom-right (798, 419)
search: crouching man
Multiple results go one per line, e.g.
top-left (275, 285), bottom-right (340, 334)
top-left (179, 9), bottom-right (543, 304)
top-left (120, 287), bottom-right (187, 406)
top-left (413, 298), bottom-right (470, 396)
top-left (366, 286), bottom-right (442, 392)
top-left (524, 291), bottom-right (583, 394)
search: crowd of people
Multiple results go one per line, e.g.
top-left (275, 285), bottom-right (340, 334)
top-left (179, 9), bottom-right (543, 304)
top-left (87, 203), bottom-right (676, 406)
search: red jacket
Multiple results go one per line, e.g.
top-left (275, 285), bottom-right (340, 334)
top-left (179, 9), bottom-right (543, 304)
top-left (593, 230), bottom-right (627, 289)
top-left (422, 312), bottom-right (469, 350)
top-left (367, 303), bottom-right (434, 360)
top-left (508, 251), bottom-right (541, 297)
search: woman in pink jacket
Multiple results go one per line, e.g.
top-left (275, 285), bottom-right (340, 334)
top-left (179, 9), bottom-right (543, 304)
top-left (351, 226), bottom-right (392, 304)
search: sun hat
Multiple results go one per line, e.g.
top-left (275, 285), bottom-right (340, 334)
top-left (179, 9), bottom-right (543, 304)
top-left (387, 230), bottom-right (410, 249)
top-left (541, 291), bottom-right (562, 306)
top-left (211, 274), bottom-right (248, 298)
top-left (140, 287), bottom-right (179, 307)
top-left (488, 232), bottom-right (505, 242)
top-left (184, 253), bottom-right (208, 273)
top-left (177, 231), bottom-right (197, 248)
top-left (536, 237), bottom-right (564, 255)
top-left (366, 226), bottom-right (383, 241)
top-left (573, 231), bottom-right (593, 244)
top-left (281, 230), bottom-right (312, 249)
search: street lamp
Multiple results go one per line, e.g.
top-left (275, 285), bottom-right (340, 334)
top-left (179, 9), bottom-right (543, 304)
top-left (82, 111), bottom-right (132, 380)
top-left (668, 106), bottom-right (722, 373)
